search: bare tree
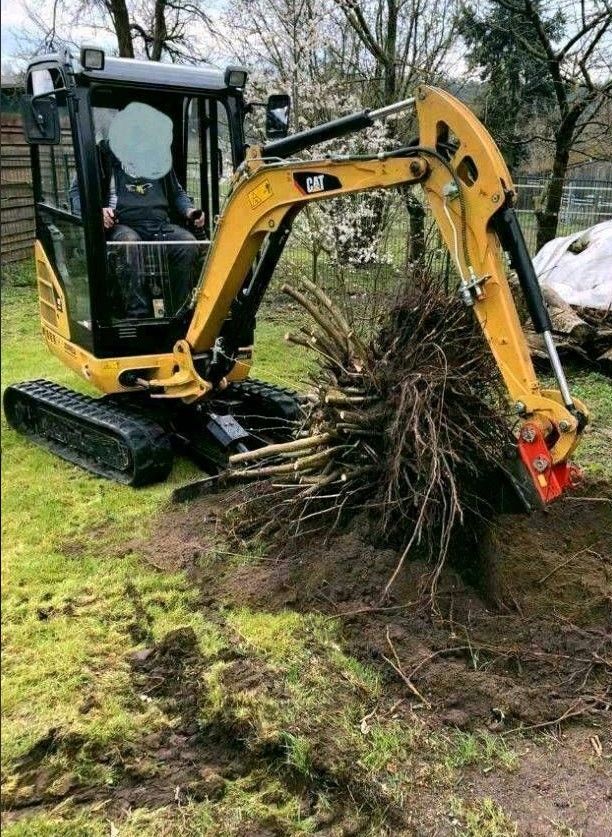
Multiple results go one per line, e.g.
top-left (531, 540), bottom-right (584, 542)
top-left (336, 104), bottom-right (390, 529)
top-left (333, 0), bottom-right (459, 260)
top-left (128, 0), bottom-right (213, 62)
top-left (97, 0), bottom-right (134, 57)
top-left (20, 0), bottom-right (213, 62)
top-left (462, 0), bottom-right (612, 249)
top-left (333, 0), bottom-right (458, 103)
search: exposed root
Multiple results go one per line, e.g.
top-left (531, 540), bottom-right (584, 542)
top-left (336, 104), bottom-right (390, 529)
top-left (230, 274), bottom-right (511, 597)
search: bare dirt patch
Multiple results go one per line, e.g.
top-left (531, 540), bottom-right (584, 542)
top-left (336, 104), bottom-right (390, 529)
top-left (463, 727), bottom-right (612, 836)
top-left (140, 479), bottom-right (611, 732)
top-left (125, 477), bottom-right (612, 832)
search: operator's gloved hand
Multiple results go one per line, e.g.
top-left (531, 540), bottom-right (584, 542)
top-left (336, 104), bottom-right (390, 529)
top-left (186, 208), bottom-right (206, 229)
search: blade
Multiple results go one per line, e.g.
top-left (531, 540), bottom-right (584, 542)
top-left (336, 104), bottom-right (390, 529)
top-left (172, 472), bottom-right (227, 503)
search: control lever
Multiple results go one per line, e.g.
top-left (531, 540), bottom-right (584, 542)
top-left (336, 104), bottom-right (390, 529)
top-left (187, 209), bottom-right (207, 241)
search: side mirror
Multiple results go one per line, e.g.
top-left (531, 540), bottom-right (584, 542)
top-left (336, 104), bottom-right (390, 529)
top-left (265, 94), bottom-right (291, 140)
top-left (21, 94), bottom-right (60, 145)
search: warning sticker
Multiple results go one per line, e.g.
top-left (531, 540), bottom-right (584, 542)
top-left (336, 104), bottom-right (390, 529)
top-left (247, 179), bottom-right (273, 209)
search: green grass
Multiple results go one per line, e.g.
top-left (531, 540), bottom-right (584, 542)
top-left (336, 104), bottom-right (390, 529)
top-left (1, 814), bottom-right (109, 837)
top-left (227, 607), bottom-right (308, 662)
top-left (449, 796), bottom-right (519, 836)
top-left (281, 731), bottom-right (314, 778)
top-left (0, 277), bottom-right (315, 832)
top-left (1, 283), bottom-right (224, 771)
top-left (443, 731), bottom-right (517, 773)
top-left (563, 370), bottom-right (612, 480)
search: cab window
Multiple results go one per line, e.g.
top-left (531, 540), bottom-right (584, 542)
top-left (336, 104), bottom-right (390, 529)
top-left (90, 92), bottom-right (206, 321)
top-left (30, 68), bottom-right (91, 329)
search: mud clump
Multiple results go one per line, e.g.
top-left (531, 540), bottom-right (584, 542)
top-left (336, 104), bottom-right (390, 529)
top-left (129, 626), bottom-right (204, 726)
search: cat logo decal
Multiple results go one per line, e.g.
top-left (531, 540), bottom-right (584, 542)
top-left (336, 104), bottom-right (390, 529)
top-left (293, 172), bottom-right (342, 195)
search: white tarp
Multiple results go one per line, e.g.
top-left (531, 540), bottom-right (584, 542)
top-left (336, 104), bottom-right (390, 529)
top-left (532, 219), bottom-right (612, 310)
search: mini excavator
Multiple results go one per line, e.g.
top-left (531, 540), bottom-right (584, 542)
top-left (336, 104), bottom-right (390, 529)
top-left (4, 47), bottom-right (588, 506)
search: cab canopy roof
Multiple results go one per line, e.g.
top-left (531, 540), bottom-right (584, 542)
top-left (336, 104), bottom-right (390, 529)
top-left (27, 51), bottom-right (246, 94)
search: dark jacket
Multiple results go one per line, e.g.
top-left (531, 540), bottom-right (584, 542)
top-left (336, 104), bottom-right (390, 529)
top-left (69, 141), bottom-right (193, 224)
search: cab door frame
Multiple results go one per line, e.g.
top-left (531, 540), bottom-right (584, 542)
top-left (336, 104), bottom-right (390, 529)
top-left (26, 56), bottom-right (102, 353)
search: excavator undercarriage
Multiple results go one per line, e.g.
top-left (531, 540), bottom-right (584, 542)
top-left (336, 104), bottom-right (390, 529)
top-left (4, 378), bottom-right (304, 485)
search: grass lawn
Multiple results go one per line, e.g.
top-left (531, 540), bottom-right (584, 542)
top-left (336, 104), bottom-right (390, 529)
top-left (1, 275), bottom-right (315, 834)
top-left (2, 265), bottom-right (611, 835)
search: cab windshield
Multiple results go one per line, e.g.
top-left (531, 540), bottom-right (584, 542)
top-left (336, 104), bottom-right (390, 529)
top-left (87, 89), bottom-right (232, 322)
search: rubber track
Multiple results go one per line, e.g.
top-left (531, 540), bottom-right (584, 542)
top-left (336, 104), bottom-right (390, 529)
top-left (3, 380), bottom-right (173, 486)
top-left (226, 378), bottom-right (304, 422)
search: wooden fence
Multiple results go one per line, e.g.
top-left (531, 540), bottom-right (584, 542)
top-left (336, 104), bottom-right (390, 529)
top-left (1, 115), bottom-right (35, 264)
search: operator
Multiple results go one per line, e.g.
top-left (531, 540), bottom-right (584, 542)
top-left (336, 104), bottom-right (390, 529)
top-left (106, 101), bottom-right (206, 317)
top-left (72, 102), bottom-right (206, 318)
top-left (102, 155), bottom-right (205, 317)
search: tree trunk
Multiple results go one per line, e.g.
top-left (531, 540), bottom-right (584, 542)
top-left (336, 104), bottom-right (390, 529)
top-left (403, 191), bottom-right (425, 262)
top-left (384, 0), bottom-right (398, 101)
top-left (535, 131), bottom-right (572, 252)
top-left (408, 202), bottom-right (425, 262)
top-left (151, 0), bottom-right (167, 61)
top-left (106, 0), bottom-right (134, 57)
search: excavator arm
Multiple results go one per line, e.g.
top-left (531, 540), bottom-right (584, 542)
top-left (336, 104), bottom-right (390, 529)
top-left (156, 85), bottom-right (586, 504)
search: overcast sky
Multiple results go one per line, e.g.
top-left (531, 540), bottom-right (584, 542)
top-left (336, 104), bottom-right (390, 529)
top-left (0, 0), bottom-right (225, 73)
top-left (1, 0), bottom-right (112, 72)
top-left (2, 0), bottom-right (30, 68)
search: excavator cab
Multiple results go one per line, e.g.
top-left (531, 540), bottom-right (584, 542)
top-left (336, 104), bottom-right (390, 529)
top-left (22, 49), bottom-right (281, 359)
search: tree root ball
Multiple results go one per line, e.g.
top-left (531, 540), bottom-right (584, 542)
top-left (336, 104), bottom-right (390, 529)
top-left (228, 274), bottom-right (513, 596)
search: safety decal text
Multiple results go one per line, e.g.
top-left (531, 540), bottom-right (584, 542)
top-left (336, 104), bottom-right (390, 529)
top-left (248, 179), bottom-right (273, 209)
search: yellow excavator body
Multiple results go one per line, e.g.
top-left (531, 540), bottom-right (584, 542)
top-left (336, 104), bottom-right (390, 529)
top-left (6, 58), bottom-right (587, 500)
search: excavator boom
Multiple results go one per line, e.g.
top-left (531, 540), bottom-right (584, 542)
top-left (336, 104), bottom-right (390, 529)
top-left (167, 85), bottom-right (585, 503)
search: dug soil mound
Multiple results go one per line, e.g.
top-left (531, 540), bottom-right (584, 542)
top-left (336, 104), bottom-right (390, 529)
top-left (139, 478), bottom-right (611, 733)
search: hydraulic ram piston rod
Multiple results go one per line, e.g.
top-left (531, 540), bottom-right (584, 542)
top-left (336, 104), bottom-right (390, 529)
top-left (542, 329), bottom-right (574, 409)
top-left (263, 98), bottom-right (416, 159)
top-left (492, 202), bottom-right (576, 413)
top-left (369, 98), bottom-right (416, 119)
